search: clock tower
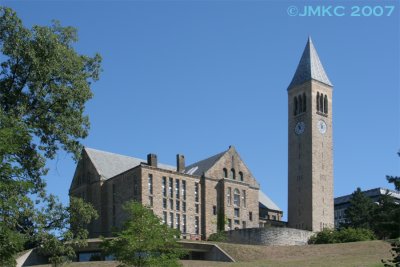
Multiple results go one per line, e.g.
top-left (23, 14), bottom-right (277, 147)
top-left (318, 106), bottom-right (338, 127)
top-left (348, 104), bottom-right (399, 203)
top-left (287, 37), bottom-right (334, 231)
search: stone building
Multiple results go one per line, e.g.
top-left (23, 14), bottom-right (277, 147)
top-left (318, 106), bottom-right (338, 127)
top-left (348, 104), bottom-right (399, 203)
top-left (287, 37), bottom-right (334, 231)
top-left (69, 145), bottom-right (282, 239)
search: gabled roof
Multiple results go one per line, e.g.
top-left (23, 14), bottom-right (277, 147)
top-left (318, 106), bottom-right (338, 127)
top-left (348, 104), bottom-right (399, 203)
top-left (259, 190), bottom-right (282, 212)
top-left (84, 147), bottom-right (175, 180)
top-left (288, 37), bottom-right (332, 90)
top-left (184, 150), bottom-right (226, 176)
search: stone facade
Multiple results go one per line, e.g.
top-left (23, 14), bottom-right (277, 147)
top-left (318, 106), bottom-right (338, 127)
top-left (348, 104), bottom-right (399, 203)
top-left (69, 146), bottom-right (278, 239)
top-left (287, 38), bottom-right (334, 231)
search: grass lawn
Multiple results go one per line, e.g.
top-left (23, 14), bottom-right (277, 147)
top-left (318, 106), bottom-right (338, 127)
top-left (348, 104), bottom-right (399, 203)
top-left (31, 240), bottom-right (392, 267)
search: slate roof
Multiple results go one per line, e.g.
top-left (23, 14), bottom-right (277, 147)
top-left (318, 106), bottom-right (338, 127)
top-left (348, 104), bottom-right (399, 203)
top-left (334, 187), bottom-right (400, 205)
top-left (259, 190), bottom-right (282, 212)
top-left (184, 150), bottom-right (226, 176)
top-left (85, 147), bottom-right (176, 180)
top-left (288, 37), bottom-right (332, 90)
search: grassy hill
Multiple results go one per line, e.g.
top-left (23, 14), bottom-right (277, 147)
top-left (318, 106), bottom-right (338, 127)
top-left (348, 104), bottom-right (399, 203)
top-left (31, 240), bottom-right (392, 267)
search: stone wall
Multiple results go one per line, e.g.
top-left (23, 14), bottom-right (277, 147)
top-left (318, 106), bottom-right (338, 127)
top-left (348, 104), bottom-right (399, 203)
top-left (225, 227), bottom-right (313, 246)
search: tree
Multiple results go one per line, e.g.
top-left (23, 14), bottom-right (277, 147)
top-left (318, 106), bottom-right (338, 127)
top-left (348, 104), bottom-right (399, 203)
top-left (0, 6), bottom-right (101, 265)
top-left (102, 202), bottom-right (186, 267)
top-left (386, 150), bottom-right (400, 191)
top-left (372, 192), bottom-right (400, 239)
top-left (344, 187), bottom-right (376, 230)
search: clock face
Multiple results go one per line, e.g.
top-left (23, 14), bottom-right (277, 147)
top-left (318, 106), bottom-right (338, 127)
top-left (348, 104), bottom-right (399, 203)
top-left (317, 120), bottom-right (327, 134)
top-left (294, 121), bottom-right (305, 135)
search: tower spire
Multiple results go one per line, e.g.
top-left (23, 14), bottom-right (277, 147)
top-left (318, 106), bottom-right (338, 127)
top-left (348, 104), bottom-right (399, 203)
top-left (288, 37), bottom-right (332, 90)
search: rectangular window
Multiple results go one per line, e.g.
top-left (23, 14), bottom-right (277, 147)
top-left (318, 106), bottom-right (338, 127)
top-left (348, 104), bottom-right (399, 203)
top-left (228, 219), bottom-right (232, 230)
top-left (163, 198), bottom-right (167, 209)
top-left (176, 213), bottom-right (180, 231)
top-left (213, 205), bottom-right (217, 215)
top-left (176, 200), bottom-right (180, 211)
top-left (227, 187), bottom-right (231, 206)
top-left (242, 221), bottom-right (246, 228)
top-left (182, 202), bottom-right (186, 212)
top-left (169, 212), bottom-right (174, 228)
top-left (242, 189), bottom-right (246, 207)
top-left (249, 212), bottom-right (253, 221)
top-left (194, 182), bottom-right (199, 202)
top-left (175, 179), bottom-right (180, 199)
top-left (234, 220), bottom-right (240, 225)
top-left (182, 180), bottom-right (186, 200)
top-left (169, 199), bottom-right (173, 210)
top-left (182, 214), bottom-right (187, 233)
top-left (162, 177), bottom-right (167, 197)
top-left (195, 216), bottom-right (199, 234)
top-left (148, 174), bottom-right (153, 195)
top-left (195, 203), bottom-right (199, 214)
top-left (149, 196), bottom-right (153, 207)
top-left (163, 211), bottom-right (167, 224)
top-left (169, 178), bottom-right (173, 197)
top-left (234, 208), bottom-right (240, 218)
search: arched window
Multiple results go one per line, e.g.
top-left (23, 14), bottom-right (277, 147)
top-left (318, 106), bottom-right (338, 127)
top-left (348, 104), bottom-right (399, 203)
top-left (302, 93), bottom-right (306, 112)
top-left (230, 168), bottom-right (236, 180)
top-left (319, 93), bottom-right (324, 113)
top-left (223, 168), bottom-right (228, 178)
top-left (316, 92), bottom-right (320, 111)
top-left (324, 95), bottom-right (328, 114)
top-left (233, 189), bottom-right (240, 207)
top-left (239, 171), bottom-right (244, 182)
top-left (298, 95), bottom-right (302, 114)
top-left (294, 97), bottom-right (298, 116)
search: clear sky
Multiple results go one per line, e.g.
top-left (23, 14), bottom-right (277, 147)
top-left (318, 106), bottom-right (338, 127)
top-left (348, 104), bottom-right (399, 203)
top-left (4, 0), bottom-right (399, 220)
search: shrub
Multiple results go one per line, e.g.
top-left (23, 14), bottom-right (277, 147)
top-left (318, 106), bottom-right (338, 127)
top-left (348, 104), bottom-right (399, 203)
top-left (309, 228), bottom-right (375, 244)
top-left (208, 231), bottom-right (227, 242)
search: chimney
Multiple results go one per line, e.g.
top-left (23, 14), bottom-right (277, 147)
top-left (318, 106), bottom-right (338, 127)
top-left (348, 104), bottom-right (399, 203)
top-left (147, 153), bottom-right (158, 167)
top-left (177, 154), bottom-right (185, 173)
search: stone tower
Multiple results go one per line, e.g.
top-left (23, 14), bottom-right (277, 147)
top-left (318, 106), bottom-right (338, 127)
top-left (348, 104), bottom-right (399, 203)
top-left (287, 37), bottom-right (334, 232)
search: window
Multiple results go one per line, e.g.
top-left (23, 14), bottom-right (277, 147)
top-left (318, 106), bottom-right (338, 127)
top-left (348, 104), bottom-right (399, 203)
top-left (324, 95), bottom-right (328, 114)
top-left (169, 199), bottom-right (173, 210)
top-left (316, 92), bottom-right (320, 111)
top-left (195, 216), bottom-right (199, 234)
top-left (176, 214), bottom-right (180, 231)
top-left (163, 198), bottom-right (167, 209)
top-left (234, 220), bottom-right (240, 225)
top-left (223, 168), bottom-right (228, 178)
top-left (162, 177), bottom-right (167, 197)
top-left (249, 212), bottom-right (253, 221)
top-left (182, 180), bottom-right (186, 200)
top-left (169, 212), bottom-right (174, 228)
top-left (294, 96), bottom-right (298, 116)
top-left (176, 200), bottom-right (180, 211)
top-left (182, 201), bottom-right (186, 212)
top-left (239, 172), bottom-right (244, 182)
top-left (242, 189), bottom-right (246, 207)
top-left (272, 215), bottom-right (276, 220)
top-left (234, 208), bottom-right (240, 218)
top-left (148, 174), bottom-right (153, 195)
top-left (227, 187), bottom-right (231, 206)
top-left (233, 188), bottom-right (240, 207)
top-left (194, 182), bottom-right (199, 202)
top-left (298, 94), bottom-right (303, 114)
top-left (175, 179), bottom-right (180, 199)
top-left (213, 206), bottom-right (217, 215)
top-left (303, 93), bottom-right (306, 112)
top-left (195, 203), bottom-right (199, 214)
top-left (182, 214), bottom-right (187, 233)
top-left (149, 196), bottom-right (153, 207)
top-left (169, 178), bottom-right (173, 197)
top-left (230, 168), bottom-right (236, 180)
top-left (242, 221), bottom-right (246, 228)
top-left (163, 211), bottom-right (167, 224)
top-left (319, 93), bottom-right (324, 113)
top-left (228, 219), bottom-right (232, 230)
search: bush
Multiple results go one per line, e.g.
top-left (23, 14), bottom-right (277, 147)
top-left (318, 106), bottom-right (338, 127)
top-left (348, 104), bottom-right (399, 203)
top-left (208, 231), bottom-right (227, 242)
top-left (309, 228), bottom-right (375, 244)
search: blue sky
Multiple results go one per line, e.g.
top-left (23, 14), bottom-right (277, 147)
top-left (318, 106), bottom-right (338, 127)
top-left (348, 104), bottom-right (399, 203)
top-left (4, 0), bottom-right (399, 220)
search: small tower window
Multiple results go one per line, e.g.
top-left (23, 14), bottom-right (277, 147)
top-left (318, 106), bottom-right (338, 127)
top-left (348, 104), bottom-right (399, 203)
top-left (316, 92), bottom-right (320, 111)
top-left (298, 94), bottom-right (303, 114)
top-left (302, 93), bottom-right (306, 112)
top-left (324, 95), bottom-right (328, 114)
top-left (319, 93), bottom-right (324, 113)
top-left (223, 168), bottom-right (228, 178)
top-left (294, 97), bottom-right (298, 116)
top-left (230, 168), bottom-right (236, 180)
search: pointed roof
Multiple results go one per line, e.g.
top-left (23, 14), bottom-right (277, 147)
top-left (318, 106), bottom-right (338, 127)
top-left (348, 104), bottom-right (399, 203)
top-left (185, 150), bottom-right (226, 176)
top-left (84, 147), bottom-right (175, 179)
top-left (288, 37), bottom-right (332, 90)
top-left (259, 190), bottom-right (282, 212)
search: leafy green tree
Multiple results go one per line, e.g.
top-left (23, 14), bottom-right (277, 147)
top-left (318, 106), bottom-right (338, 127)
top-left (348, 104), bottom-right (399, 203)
top-left (372, 192), bottom-right (400, 239)
top-left (386, 150), bottom-right (400, 191)
top-left (308, 228), bottom-right (375, 244)
top-left (344, 187), bottom-right (376, 230)
top-left (0, 6), bottom-right (101, 265)
top-left (102, 202), bottom-right (186, 267)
